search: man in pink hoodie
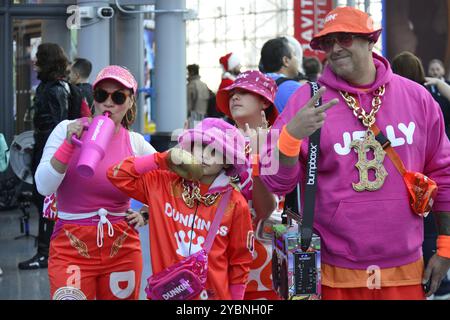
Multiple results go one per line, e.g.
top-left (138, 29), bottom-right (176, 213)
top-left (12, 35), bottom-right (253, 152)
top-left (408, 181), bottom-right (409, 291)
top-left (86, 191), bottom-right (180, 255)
top-left (261, 6), bottom-right (450, 300)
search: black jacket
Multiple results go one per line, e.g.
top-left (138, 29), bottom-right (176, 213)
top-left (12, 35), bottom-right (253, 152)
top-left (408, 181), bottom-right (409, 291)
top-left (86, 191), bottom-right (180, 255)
top-left (76, 82), bottom-right (94, 108)
top-left (32, 80), bottom-right (70, 134)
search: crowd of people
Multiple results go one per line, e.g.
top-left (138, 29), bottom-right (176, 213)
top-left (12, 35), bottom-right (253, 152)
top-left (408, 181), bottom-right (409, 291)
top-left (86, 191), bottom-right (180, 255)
top-left (9, 6), bottom-right (450, 300)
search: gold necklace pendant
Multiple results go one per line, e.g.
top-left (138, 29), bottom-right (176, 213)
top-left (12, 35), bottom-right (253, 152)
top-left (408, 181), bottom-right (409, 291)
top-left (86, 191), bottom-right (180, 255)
top-left (182, 183), bottom-right (196, 208)
top-left (181, 180), bottom-right (220, 208)
top-left (340, 85), bottom-right (385, 128)
top-left (350, 130), bottom-right (388, 192)
top-left (340, 86), bottom-right (388, 192)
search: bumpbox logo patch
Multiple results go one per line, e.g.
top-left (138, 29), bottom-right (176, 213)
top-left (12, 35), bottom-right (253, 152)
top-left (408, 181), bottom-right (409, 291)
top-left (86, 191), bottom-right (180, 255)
top-left (307, 142), bottom-right (319, 186)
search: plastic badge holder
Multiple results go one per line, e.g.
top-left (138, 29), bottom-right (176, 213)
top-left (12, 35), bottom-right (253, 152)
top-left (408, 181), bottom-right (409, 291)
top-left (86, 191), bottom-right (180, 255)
top-left (272, 221), bottom-right (321, 300)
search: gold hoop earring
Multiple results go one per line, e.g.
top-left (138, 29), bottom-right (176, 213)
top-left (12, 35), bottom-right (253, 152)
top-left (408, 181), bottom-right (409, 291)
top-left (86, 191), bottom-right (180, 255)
top-left (125, 107), bottom-right (135, 125)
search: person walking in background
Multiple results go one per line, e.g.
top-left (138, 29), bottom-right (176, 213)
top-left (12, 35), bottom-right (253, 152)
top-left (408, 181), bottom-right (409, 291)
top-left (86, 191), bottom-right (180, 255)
top-left (35, 65), bottom-right (156, 299)
top-left (218, 52), bottom-right (242, 91)
top-left (426, 58), bottom-right (450, 139)
top-left (259, 37), bottom-right (303, 113)
top-left (69, 57), bottom-right (94, 109)
top-left (18, 43), bottom-right (72, 270)
top-left (428, 59), bottom-right (449, 83)
top-left (186, 64), bottom-right (210, 127)
top-left (284, 35), bottom-right (307, 82)
top-left (303, 56), bottom-right (323, 82)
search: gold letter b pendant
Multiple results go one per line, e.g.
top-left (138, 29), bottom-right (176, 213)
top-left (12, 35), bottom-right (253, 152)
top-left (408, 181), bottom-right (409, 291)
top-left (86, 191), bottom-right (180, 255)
top-left (350, 130), bottom-right (388, 192)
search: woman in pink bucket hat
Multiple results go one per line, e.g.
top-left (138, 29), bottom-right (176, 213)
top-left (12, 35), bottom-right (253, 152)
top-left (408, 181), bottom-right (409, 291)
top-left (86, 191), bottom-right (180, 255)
top-left (34, 65), bottom-right (157, 300)
top-left (217, 70), bottom-right (279, 126)
top-left (217, 70), bottom-right (281, 300)
top-left (107, 117), bottom-right (254, 300)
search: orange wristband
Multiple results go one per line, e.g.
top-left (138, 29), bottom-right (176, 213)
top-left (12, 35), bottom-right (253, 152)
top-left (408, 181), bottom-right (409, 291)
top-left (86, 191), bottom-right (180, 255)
top-left (277, 125), bottom-right (302, 157)
top-left (251, 154), bottom-right (260, 177)
top-left (437, 235), bottom-right (450, 259)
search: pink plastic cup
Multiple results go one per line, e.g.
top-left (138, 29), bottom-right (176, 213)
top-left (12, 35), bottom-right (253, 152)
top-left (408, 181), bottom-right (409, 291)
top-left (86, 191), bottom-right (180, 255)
top-left (72, 113), bottom-right (115, 178)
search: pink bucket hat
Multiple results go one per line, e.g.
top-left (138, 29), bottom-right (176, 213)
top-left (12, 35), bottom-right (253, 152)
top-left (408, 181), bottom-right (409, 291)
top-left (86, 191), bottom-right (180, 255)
top-left (216, 70), bottom-right (278, 125)
top-left (178, 118), bottom-right (248, 176)
top-left (92, 65), bottom-right (138, 94)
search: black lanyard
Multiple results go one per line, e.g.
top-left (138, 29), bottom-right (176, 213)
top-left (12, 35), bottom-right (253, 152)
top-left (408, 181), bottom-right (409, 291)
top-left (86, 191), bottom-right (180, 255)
top-left (300, 82), bottom-right (321, 251)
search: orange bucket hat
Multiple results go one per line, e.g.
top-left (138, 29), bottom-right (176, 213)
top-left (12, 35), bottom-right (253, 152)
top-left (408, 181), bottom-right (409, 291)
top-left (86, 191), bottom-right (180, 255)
top-left (310, 6), bottom-right (382, 50)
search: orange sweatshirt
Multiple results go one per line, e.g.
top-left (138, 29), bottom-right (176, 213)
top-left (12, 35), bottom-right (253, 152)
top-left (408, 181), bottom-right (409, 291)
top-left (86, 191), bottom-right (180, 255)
top-left (107, 153), bottom-right (254, 300)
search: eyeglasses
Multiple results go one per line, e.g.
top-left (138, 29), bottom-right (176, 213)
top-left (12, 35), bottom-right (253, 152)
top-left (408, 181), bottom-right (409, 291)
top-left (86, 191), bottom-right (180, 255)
top-left (318, 33), bottom-right (367, 52)
top-left (93, 88), bottom-right (131, 105)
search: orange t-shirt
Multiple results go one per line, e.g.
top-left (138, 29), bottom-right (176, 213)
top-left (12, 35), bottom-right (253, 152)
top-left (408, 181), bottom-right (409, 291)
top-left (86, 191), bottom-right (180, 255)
top-left (322, 259), bottom-right (424, 288)
top-left (108, 157), bottom-right (254, 300)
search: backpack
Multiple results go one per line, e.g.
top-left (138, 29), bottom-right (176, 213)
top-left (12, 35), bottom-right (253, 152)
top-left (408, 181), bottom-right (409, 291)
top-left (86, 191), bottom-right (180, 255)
top-left (67, 82), bottom-right (83, 120)
top-left (275, 77), bottom-right (297, 87)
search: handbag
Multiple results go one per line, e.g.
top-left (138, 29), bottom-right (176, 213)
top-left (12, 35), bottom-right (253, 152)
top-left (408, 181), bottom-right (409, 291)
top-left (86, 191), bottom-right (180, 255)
top-left (371, 125), bottom-right (438, 217)
top-left (144, 189), bottom-right (232, 300)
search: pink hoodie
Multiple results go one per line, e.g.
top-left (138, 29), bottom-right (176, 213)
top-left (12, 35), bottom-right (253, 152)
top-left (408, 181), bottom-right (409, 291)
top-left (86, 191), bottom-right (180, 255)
top-left (262, 53), bottom-right (450, 269)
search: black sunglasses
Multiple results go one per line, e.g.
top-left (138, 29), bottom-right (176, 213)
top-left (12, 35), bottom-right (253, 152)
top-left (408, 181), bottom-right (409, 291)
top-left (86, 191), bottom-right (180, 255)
top-left (93, 88), bottom-right (132, 105)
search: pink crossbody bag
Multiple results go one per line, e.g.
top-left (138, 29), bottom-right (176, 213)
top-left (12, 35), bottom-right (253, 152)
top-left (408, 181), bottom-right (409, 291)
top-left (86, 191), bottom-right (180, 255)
top-left (144, 190), bottom-right (231, 300)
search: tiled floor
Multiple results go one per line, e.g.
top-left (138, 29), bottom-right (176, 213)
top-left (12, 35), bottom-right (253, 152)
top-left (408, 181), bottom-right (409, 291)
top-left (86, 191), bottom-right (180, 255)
top-left (0, 200), bottom-right (152, 300)
top-left (0, 206), bottom-right (49, 299)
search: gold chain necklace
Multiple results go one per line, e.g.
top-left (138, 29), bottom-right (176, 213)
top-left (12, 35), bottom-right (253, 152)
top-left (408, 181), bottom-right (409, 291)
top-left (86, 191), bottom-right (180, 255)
top-left (181, 180), bottom-right (220, 208)
top-left (339, 85), bottom-right (385, 128)
top-left (339, 86), bottom-right (388, 192)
